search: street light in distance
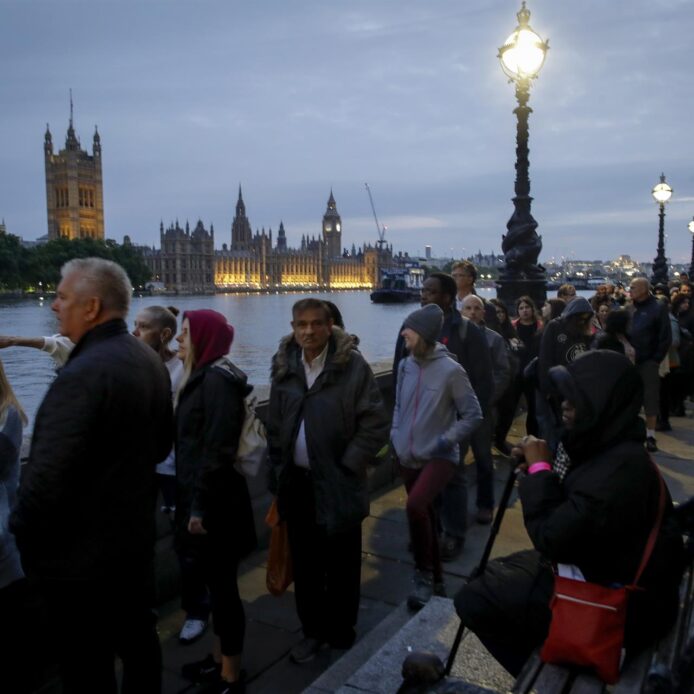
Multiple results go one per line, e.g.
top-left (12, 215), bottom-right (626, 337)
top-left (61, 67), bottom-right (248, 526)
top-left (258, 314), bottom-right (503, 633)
top-left (651, 173), bottom-right (672, 287)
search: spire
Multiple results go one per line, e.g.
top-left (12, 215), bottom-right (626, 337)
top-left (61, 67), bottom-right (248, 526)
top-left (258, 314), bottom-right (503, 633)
top-left (327, 188), bottom-right (336, 210)
top-left (93, 125), bottom-right (101, 156)
top-left (65, 89), bottom-right (79, 151)
top-left (44, 123), bottom-right (53, 155)
top-left (236, 184), bottom-right (246, 216)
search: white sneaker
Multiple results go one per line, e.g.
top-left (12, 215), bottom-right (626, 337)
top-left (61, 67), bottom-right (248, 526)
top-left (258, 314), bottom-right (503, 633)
top-left (179, 618), bottom-right (208, 644)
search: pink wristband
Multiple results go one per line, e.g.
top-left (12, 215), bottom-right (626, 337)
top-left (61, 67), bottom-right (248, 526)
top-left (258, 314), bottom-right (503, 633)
top-left (528, 462), bottom-right (552, 475)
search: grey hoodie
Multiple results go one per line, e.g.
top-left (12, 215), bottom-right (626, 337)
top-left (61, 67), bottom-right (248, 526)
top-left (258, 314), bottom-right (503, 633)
top-left (391, 344), bottom-right (482, 468)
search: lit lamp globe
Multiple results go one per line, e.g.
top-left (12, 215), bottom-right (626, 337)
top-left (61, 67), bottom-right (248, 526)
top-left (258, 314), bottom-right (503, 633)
top-left (498, 2), bottom-right (549, 82)
top-left (652, 174), bottom-right (673, 205)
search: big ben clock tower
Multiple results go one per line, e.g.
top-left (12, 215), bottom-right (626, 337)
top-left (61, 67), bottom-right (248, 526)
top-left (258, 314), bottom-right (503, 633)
top-left (322, 189), bottom-right (342, 258)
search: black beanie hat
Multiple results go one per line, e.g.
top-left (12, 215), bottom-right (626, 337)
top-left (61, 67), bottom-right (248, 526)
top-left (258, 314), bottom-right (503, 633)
top-left (403, 304), bottom-right (444, 344)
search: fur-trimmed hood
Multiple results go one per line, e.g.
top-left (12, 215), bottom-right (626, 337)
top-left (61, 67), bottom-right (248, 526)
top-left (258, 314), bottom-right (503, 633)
top-left (271, 326), bottom-right (355, 381)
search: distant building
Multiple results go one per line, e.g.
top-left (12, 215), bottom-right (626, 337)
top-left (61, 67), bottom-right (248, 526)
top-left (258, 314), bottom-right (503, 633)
top-left (44, 101), bottom-right (105, 240)
top-left (141, 187), bottom-right (393, 294)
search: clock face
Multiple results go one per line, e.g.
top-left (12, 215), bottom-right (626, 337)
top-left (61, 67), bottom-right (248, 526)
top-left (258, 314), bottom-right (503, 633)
top-left (324, 225), bottom-right (331, 232)
top-left (336, 223), bottom-right (341, 232)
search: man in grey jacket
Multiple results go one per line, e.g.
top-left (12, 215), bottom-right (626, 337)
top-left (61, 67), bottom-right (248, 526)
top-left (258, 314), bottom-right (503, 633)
top-left (461, 296), bottom-right (512, 404)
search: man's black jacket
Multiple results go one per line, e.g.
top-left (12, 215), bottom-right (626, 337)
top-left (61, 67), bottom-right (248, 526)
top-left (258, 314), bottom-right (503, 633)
top-left (11, 319), bottom-right (173, 582)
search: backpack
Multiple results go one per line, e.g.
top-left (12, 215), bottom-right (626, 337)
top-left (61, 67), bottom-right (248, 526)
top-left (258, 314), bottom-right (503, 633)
top-left (235, 395), bottom-right (268, 478)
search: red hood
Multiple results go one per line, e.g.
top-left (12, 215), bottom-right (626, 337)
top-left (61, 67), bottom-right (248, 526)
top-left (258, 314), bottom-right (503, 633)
top-left (184, 309), bottom-right (234, 369)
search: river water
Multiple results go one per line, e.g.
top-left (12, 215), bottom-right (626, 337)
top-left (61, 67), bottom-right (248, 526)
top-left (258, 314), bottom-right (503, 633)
top-left (0, 289), bottom-right (486, 429)
top-left (1, 288), bottom-right (595, 430)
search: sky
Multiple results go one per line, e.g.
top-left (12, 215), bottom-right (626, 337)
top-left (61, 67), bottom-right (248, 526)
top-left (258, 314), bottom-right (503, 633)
top-left (2, 0), bottom-right (694, 264)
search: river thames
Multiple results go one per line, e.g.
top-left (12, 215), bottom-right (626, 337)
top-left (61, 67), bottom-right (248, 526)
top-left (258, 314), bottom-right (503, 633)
top-left (0, 288), bottom-right (594, 429)
top-left (0, 290), bottom-right (482, 428)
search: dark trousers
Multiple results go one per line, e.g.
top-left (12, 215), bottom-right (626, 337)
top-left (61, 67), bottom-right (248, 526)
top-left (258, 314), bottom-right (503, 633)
top-left (462, 415), bottom-right (495, 510)
top-left (0, 578), bottom-right (43, 694)
top-left (38, 572), bottom-right (161, 694)
top-left (179, 551), bottom-right (211, 622)
top-left (454, 549), bottom-right (554, 677)
top-left (194, 537), bottom-right (244, 655)
top-left (496, 374), bottom-right (539, 443)
top-left (400, 459), bottom-right (456, 582)
top-left (284, 467), bottom-right (362, 648)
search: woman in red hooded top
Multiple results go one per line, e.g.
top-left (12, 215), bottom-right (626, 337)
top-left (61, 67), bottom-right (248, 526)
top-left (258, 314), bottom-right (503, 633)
top-left (175, 309), bottom-right (256, 693)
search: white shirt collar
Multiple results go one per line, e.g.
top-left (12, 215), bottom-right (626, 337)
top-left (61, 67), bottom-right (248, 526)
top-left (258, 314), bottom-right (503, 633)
top-left (302, 341), bottom-right (329, 370)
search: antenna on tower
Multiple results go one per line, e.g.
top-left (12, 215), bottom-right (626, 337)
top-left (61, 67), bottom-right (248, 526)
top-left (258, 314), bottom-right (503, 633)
top-left (69, 88), bottom-right (74, 126)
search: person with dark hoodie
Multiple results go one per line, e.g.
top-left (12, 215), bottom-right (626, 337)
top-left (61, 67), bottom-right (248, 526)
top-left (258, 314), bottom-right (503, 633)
top-left (175, 309), bottom-right (256, 694)
top-left (391, 304), bottom-right (482, 611)
top-left (454, 350), bottom-right (684, 677)
top-left (536, 297), bottom-right (594, 450)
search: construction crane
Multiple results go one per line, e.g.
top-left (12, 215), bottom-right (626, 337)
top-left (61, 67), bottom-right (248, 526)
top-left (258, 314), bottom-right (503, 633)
top-left (364, 182), bottom-right (387, 250)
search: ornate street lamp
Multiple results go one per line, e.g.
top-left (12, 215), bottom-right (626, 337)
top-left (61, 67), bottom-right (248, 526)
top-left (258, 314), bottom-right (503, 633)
top-left (650, 173), bottom-right (672, 286)
top-left (496, 2), bottom-right (549, 312)
top-left (688, 217), bottom-right (694, 278)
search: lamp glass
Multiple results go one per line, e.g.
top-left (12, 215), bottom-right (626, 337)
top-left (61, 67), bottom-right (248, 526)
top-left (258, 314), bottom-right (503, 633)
top-left (500, 27), bottom-right (546, 80)
top-left (652, 182), bottom-right (673, 204)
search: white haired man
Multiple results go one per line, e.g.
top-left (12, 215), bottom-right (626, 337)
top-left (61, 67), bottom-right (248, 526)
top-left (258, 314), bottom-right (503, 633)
top-left (11, 258), bottom-right (173, 692)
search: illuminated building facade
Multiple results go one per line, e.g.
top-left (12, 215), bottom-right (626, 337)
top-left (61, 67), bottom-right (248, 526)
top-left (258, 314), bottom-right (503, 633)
top-left (142, 187), bottom-right (390, 294)
top-left (44, 104), bottom-right (105, 240)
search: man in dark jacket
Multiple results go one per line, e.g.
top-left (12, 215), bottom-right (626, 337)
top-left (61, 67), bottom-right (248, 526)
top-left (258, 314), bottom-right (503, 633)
top-left (11, 258), bottom-right (173, 693)
top-left (536, 297), bottom-right (594, 450)
top-left (268, 298), bottom-right (389, 664)
top-left (394, 273), bottom-right (494, 559)
top-left (628, 278), bottom-right (672, 451)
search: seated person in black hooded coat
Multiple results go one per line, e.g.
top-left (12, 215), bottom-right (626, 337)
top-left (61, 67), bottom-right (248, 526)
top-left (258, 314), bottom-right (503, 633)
top-left (454, 350), bottom-right (684, 677)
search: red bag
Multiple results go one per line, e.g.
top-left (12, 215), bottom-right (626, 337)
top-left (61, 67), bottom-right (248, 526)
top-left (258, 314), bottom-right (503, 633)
top-left (265, 499), bottom-right (293, 597)
top-left (540, 469), bottom-right (666, 684)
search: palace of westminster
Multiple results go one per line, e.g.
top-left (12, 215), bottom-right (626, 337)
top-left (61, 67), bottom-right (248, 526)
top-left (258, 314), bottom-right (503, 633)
top-left (43, 115), bottom-right (396, 293)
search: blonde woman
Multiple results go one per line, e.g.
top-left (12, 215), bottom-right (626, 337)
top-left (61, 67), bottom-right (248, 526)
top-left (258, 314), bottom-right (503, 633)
top-left (175, 310), bottom-right (256, 693)
top-left (0, 360), bottom-right (31, 689)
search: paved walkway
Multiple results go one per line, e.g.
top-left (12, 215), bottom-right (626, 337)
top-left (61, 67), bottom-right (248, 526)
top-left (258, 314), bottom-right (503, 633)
top-left (156, 411), bottom-right (694, 693)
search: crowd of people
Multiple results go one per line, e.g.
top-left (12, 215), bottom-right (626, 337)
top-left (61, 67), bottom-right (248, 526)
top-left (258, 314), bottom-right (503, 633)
top-left (0, 255), bottom-right (691, 693)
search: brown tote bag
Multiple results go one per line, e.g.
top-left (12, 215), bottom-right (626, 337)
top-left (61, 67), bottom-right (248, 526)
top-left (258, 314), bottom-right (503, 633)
top-left (265, 498), bottom-right (293, 596)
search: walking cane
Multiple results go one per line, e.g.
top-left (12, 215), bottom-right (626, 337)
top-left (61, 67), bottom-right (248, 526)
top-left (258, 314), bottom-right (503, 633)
top-left (443, 460), bottom-right (520, 675)
top-left (398, 459), bottom-right (520, 691)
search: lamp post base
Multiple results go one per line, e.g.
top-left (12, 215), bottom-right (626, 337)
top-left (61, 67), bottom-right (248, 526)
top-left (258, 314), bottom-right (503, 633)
top-left (496, 278), bottom-right (547, 316)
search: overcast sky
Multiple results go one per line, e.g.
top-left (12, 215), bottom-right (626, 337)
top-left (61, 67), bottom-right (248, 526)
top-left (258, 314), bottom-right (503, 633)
top-left (2, 0), bottom-right (694, 263)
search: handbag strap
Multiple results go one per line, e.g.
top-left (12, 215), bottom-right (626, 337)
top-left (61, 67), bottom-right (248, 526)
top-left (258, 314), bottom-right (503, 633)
top-left (632, 460), bottom-right (667, 587)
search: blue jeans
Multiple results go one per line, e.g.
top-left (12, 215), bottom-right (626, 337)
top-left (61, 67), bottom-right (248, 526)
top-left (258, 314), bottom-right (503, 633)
top-left (440, 415), bottom-right (495, 540)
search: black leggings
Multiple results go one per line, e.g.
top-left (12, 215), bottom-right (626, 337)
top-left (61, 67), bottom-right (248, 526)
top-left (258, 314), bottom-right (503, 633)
top-left (196, 536), bottom-right (245, 655)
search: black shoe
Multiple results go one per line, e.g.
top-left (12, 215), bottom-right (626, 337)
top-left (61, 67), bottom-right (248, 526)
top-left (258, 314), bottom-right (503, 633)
top-left (646, 436), bottom-right (658, 453)
top-left (181, 654), bottom-right (221, 683)
top-left (200, 674), bottom-right (246, 694)
top-left (495, 441), bottom-right (513, 457)
top-left (440, 533), bottom-right (464, 562)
